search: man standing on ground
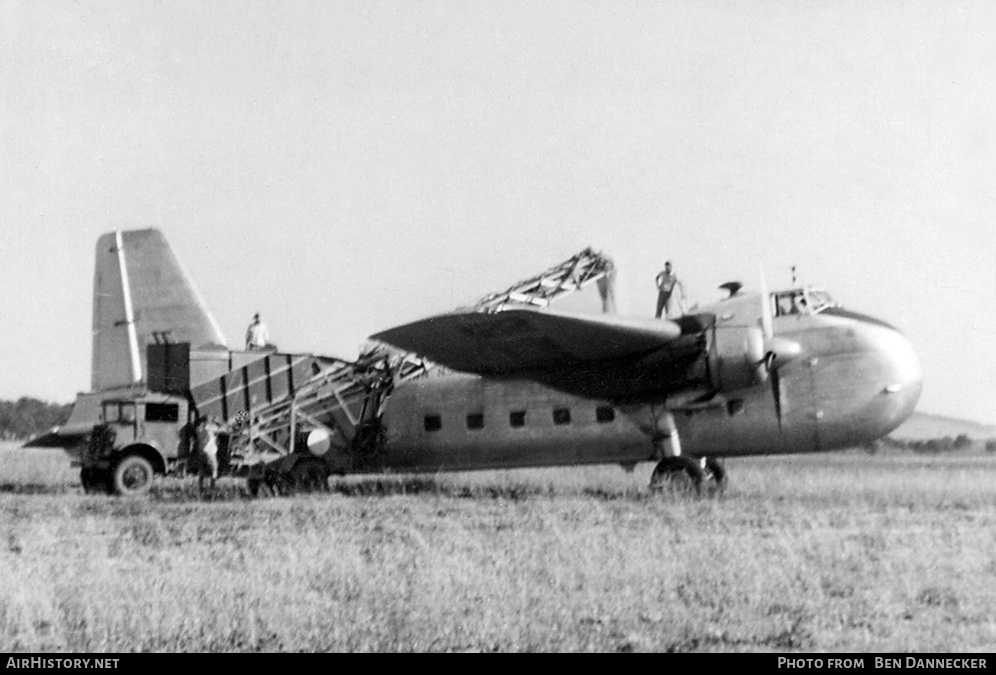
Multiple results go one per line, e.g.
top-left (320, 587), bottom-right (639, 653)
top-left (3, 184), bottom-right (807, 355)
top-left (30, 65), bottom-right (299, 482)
top-left (196, 416), bottom-right (220, 495)
top-left (655, 261), bottom-right (686, 319)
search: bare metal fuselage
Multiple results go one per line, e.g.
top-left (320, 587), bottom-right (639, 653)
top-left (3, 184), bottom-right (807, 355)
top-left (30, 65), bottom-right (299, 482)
top-left (376, 305), bottom-right (922, 473)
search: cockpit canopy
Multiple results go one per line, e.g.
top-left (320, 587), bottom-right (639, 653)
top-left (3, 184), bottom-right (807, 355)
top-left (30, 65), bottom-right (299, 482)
top-left (772, 288), bottom-right (837, 317)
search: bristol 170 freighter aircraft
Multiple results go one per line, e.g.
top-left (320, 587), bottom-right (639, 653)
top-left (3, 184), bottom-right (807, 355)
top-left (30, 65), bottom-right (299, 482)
top-left (31, 229), bottom-right (921, 495)
top-left (369, 276), bottom-right (922, 491)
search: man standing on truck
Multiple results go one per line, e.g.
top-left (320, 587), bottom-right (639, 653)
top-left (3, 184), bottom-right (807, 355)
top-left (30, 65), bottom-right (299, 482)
top-left (245, 312), bottom-right (269, 351)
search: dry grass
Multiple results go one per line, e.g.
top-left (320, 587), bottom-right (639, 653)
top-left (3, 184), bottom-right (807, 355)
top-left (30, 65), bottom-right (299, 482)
top-left (1, 441), bottom-right (994, 652)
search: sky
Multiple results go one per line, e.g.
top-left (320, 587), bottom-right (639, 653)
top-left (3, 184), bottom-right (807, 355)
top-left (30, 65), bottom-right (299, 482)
top-left (1, 0), bottom-right (993, 425)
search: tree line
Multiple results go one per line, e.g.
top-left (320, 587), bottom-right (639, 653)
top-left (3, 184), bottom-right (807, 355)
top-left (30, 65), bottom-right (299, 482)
top-left (0, 397), bottom-right (73, 441)
top-left (867, 434), bottom-right (996, 454)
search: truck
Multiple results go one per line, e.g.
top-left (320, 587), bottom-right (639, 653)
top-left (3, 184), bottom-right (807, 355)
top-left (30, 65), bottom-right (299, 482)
top-left (80, 391), bottom-right (205, 495)
top-left (79, 342), bottom-right (342, 496)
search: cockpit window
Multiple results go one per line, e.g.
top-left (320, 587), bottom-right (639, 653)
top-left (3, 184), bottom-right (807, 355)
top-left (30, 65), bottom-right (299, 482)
top-left (772, 289), bottom-right (836, 317)
top-left (806, 290), bottom-right (835, 312)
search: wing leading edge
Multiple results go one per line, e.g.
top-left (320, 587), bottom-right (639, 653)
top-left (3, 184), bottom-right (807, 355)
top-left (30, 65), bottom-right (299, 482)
top-left (371, 309), bottom-right (683, 375)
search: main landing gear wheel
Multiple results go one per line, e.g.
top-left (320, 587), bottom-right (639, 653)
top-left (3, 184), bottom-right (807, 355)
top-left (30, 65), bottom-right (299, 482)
top-left (289, 458), bottom-right (330, 495)
top-left (703, 457), bottom-right (728, 495)
top-left (247, 468), bottom-right (286, 498)
top-left (112, 455), bottom-right (154, 496)
top-left (649, 456), bottom-right (704, 496)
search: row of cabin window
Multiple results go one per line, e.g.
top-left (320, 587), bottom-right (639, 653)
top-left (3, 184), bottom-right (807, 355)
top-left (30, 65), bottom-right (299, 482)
top-left (423, 406), bottom-right (615, 432)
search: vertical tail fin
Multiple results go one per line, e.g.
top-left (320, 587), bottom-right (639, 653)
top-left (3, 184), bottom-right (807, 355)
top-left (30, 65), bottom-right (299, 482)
top-left (91, 229), bottom-right (227, 391)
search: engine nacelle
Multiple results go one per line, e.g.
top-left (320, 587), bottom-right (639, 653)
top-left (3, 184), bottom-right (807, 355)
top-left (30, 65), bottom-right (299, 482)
top-left (708, 325), bottom-right (767, 392)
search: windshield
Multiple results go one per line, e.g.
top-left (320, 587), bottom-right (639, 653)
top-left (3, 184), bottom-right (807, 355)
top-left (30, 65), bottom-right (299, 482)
top-left (772, 289), bottom-right (837, 317)
top-left (102, 402), bottom-right (136, 423)
top-left (806, 289), bottom-right (836, 313)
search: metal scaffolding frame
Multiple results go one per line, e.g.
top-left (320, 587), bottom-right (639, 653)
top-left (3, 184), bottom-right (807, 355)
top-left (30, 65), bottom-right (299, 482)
top-left (219, 248), bottom-right (615, 477)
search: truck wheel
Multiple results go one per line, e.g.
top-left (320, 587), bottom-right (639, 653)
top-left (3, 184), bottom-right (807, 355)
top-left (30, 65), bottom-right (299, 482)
top-left (112, 455), bottom-right (155, 496)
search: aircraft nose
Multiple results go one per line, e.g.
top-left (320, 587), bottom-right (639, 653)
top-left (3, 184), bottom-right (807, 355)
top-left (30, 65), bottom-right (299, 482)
top-left (873, 324), bottom-right (923, 433)
top-left (815, 309), bottom-right (924, 449)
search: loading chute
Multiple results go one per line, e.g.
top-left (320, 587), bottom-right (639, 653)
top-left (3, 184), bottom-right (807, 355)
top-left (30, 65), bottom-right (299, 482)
top-left (196, 248), bottom-right (617, 479)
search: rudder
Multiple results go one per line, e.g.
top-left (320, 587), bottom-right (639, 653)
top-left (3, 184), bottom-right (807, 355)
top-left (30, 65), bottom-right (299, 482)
top-left (91, 229), bottom-right (227, 391)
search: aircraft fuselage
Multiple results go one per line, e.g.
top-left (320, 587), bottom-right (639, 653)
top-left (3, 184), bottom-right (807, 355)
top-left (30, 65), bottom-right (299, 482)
top-left (375, 300), bottom-right (921, 472)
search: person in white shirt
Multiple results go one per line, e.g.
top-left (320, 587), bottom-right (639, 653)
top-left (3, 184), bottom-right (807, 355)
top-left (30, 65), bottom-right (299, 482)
top-left (654, 261), bottom-right (686, 318)
top-left (196, 417), bottom-right (220, 494)
top-left (245, 312), bottom-right (269, 351)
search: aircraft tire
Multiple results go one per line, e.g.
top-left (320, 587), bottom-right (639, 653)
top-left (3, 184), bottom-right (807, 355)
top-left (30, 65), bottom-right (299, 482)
top-left (649, 456), bottom-right (704, 496)
top-left (112, 454), bottom-right (154, 497)
top-left (290, 457), bottom-right (330, 494)
top-left (704, 457), bottom-right (728, 494)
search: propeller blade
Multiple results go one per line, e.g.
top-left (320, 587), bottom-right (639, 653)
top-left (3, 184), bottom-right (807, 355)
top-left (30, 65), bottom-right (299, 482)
top-left (759, 264), bottom-right (773, 340)
top-left (771, 367), bottom-right (783, 428)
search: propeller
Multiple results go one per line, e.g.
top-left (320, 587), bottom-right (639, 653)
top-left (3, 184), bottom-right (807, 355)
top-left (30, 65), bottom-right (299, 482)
top-left (757, 265), bottom-right (800, 427)
top-left (759, 264), bottom-right (773, 341)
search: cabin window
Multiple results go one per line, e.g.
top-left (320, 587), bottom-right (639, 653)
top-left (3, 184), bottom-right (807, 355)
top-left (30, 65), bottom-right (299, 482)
top-left (596, 406), bottom-right (615, 423)
top-left (146, 403), bottom-right (180, 423)
top-left (423, 414), bottom-right (442, 432)
top-left (509, 411), bottom-right (526, 428)
top-left (552, 408), bottom-right (571, 426)
top-left (466, 413), bottom-right (484, 430)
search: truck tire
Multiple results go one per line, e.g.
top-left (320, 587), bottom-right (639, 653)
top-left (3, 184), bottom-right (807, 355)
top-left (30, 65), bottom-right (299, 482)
top-left (112, 454), bottom-right (155, 496)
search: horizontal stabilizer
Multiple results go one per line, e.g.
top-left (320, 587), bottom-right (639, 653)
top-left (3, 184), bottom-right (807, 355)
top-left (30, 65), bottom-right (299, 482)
top-left (22, 429), bottom-right (87, 449)
top-left (371, 308), bottom-right (682, 375)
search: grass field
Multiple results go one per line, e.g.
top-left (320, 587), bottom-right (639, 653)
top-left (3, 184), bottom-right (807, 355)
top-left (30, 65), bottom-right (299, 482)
top-left (1, 441), bottom-right (994, 652)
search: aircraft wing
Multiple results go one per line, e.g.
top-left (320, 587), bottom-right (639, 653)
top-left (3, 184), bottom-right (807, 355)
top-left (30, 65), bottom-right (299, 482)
top-left (370, 308), bottom-right (683, 374)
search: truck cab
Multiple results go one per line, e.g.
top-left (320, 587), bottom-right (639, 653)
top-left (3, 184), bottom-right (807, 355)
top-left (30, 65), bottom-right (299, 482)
top-left (82, 392), bottom-right (192, 495)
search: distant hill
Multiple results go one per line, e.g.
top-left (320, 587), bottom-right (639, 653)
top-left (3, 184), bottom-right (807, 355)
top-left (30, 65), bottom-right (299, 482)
top-left (890, 411), bottom-right (995, 440)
